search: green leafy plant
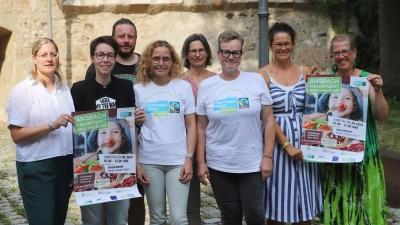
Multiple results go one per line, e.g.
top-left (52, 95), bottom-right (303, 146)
top-left (309, 0), bottom-right (380, 74)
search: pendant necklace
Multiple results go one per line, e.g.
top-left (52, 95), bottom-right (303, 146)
top-left (103, 80), bottom-right (111, 88)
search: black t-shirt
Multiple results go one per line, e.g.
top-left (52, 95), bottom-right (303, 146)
top-left (94, 80), bottom-right (117, 110)
top-left (71, 76), bottom-right (135, 112)
top-left (85, 53), bottom-right (140, 83)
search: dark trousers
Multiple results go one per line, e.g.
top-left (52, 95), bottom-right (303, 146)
top-left (187, 162), bottom-right (202, 225)
top-left (16, 154), bottom-right (73, 225)
top-left (208, 168), bottom-right (265, 225)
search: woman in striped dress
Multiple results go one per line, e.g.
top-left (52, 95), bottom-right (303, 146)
top-left (257, 22), bottom-right (323, 224)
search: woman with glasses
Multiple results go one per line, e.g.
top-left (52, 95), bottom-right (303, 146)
top-left (7, 38), bottom-right (75, 224)
top-left (134, 40), bottom-right (196, 225)
top-left (257, 22), bottom-right (323, 225)
top-left (196, 30), bottom-right (275, 224)
top-left (321, 34), bottom-right (389, 225)
top-left (180, 33), bottom-right (219, 225)
top-left (71, 36), bottom-right (145, 225)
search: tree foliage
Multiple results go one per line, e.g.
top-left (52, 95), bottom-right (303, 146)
top-left (310, 0), bottom-right (379, 74)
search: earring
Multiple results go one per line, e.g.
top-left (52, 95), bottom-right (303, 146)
top-left (353, 59), bottom-right (356, 68)
top-left (271, 50), bottom-right (274, 62)
top-left (292, 51), bottom-right (294, 60)
top-left (331, 64), bottom-right (338, 75)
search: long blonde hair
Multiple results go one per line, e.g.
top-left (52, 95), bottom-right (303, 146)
top-left (136, 40), bottom-right (183, 86)
top-left (30, 38), bottom-right (63, 87)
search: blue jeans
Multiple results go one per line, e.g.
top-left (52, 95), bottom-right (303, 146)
top-left (208, 168), bottom-right (265, 225)
top-left (81, 199), bottom-right (130, 225)
top-left (141, 163), bottom-right (190, 225)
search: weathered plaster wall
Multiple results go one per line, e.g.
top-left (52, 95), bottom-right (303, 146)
top-left (0, 0), bottom-right (335, 122)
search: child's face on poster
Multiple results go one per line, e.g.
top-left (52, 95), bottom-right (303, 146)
top-left (98, 121), bottom-right (123, 154)
top-left (329, 88), bottom-right (354, 119)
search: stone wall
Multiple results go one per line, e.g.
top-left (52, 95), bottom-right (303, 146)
top-left (0, 0), bottom-right (335, 122)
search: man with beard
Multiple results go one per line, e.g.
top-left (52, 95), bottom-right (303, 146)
top-left (85, 18), bottom-right (140, 83)
top-left (84, 18), bottom-right (145, 225)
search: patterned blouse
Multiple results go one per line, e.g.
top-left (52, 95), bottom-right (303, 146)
top-left (183, 71), bottom-right (217, 104)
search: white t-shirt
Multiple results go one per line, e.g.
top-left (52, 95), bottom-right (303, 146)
top-left (196, 71), bottom-right (272, 173)
top-left (134, 78), bottom-right (196, 165)
top-left (7, 75), bottom-right (75, 162)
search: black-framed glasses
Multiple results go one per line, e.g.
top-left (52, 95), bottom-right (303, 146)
top-left (152, 57), bottom-right (171, 64)
top-left (189, 49), bottom-right (206, 55)
top-left (273, 42), bottom-right (292, 49)
top-left (219, 50), bottom-right (242, 58)
top-left (94, 53), bottom-right (116, 60)
top-left (331, 49), bottom-right (353, 58)
top-left (36, 52), bottom-right (59, 59)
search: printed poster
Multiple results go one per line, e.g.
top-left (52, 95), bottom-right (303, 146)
top-left (72, 107), bottom-right (141, 206)
top-left (300, 75), bottom-right (369, 163)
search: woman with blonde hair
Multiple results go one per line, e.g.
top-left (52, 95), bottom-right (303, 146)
top-left (7, 38), bottom-right (75, 225)
top-left (135, 40), bottom-right (196, 225)
top-left (197, 30), bottom-right (275, 224)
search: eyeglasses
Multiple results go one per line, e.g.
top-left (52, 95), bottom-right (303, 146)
top-left (94, 53), bottom-right (116, 60)
top-left (273, 42), bottom-right (292, 49)
top-left (36, 52), bottom-right (59, 59)
top-left (189, 49), bottom-right (206, 55)
top-left (219, 50), bottom-right (242, 58)
top-left (152, 57), bottom-right (171, 64)
top-left (331, 49), bottom-right (353, 58)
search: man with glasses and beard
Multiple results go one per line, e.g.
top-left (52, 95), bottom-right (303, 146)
top-left (84, 18), bottom-right (145, 225)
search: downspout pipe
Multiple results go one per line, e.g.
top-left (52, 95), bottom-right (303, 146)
top-left (48, 0), bottom-right (52, 39)
top-left (258, 0), bottom-right (270, 68)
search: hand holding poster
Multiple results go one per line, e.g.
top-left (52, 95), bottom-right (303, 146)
top-left (72, 107), bottom-right (141, 206)
top-left (301, 75), bottom-right (369, 163)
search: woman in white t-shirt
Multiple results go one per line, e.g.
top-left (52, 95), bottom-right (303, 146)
top-left (7, 38), bottom-right (75, 225)
top-left (196, 30), bottom-right (275, 224)
top-left (134, 40), bottom-right (196, 225)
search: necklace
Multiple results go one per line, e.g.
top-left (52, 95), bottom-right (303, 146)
top-left (102, 80), bottom-right (111, 88)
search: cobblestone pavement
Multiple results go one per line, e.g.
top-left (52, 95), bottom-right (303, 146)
top-left (0, 122), bottom-right (399, 225)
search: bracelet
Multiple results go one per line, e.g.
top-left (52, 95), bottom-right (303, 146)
top-left (263, 155), bottom-right (273, 160)
top-left (282, 140), bottom-right (290, 149)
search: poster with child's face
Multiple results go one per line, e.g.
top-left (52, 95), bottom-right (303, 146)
top-left (301, 75), bottom-right (369, 163)
top-left (72, 108), bottom-right (141, 206)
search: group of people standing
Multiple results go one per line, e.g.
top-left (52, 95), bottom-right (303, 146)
top-left (7, 17), bottom-right (389, 225)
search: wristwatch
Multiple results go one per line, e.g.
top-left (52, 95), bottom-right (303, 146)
top-left (48, 122), bottom-right (55, 131)
top-left (185, 153), bottom-right (194, 161)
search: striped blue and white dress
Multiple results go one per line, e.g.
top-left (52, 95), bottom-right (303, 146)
top-left (263, 66), bottom-right (323, 223)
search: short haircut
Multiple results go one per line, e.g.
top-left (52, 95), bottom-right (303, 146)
top-left (181, 33), bottom-right (213, 69)
top-left (330, 34), bottom-right (357, 52)
top-left (217, 30), bottom-right (244, 50)
top-left (90, 36), bottom-right (119, 57)
top-left (112, 18), bottom-right (137, 37)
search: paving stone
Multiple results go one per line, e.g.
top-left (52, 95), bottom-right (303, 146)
top-left (203, 218), bottom-right (221, 224)
top-left (4, 211), bottom-right (17, 216)
top-left (10, 219), bottom-right (27, 224)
